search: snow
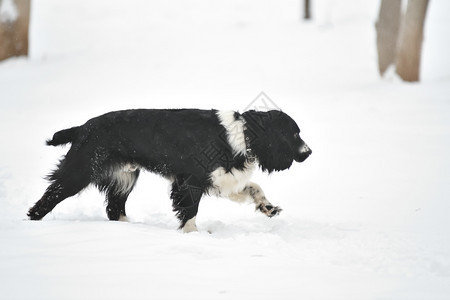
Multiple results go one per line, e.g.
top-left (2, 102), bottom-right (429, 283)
top-left (1, 0), bottom-right (450, 299)
top-left (0, 0), bottom-right (18, 22)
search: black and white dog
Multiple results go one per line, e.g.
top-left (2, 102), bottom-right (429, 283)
top-left (28, 109), bottom-right (312, 232)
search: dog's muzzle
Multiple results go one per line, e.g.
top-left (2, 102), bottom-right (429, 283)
top-left (300, 144), bottom-right (311, 154)
top-left (295, 143), bottom-right (312, 162)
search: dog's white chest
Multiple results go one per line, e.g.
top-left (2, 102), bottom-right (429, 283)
top-left (209, 164), bottom-right (255, 196)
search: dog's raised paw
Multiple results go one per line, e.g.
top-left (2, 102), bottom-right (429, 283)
top-left (257, 204), bottom-right (282, 217)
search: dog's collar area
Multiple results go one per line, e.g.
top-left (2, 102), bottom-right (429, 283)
top-left (241, 116), bottom-right (257, 163)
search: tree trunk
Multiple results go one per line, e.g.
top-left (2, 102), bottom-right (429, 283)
top-left (0, 0), bottom-right (30, 61)
top-left (396, 0), bottom-right (430, 82)
top-left (375, 0), bottom-right (402, 76)
top-left (304, 0), bottom-right (311, 20)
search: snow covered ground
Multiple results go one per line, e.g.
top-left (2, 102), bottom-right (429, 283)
top-left (1, 0), bottom-right (450, 299)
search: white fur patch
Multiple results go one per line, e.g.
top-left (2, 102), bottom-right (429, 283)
top-left (209, 164), bottom-right (255, 197)
top-left (216, 111), bottom-right (246, 156)
top-left (122, 163), bottom-right (138, 172)
top-left (182, 216), bottom-right (197, 233)
top-left (118, 214), bottom-right (129, 222)
top-left (111, 168), bottom-right (137, 195)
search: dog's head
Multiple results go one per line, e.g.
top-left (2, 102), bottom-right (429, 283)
top-left (243, 110), bottom-right (312, 173)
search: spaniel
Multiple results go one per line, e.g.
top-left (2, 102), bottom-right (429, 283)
top-left (28, 109), bottom-right (312, 232)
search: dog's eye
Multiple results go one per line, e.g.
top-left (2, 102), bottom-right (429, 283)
top-left (294, 133), bottom-right (299, 138)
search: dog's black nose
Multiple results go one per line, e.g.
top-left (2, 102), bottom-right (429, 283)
top-left (295, 143), bottom-right (311, 163)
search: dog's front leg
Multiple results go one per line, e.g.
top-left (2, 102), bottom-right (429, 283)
top-left (170, 174), bottom-right (203, 233)
top-left (228, 182), bottom-right (282, 217)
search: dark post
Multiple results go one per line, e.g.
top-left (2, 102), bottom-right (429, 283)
top-left (304, 0), bottom-right (311, 20)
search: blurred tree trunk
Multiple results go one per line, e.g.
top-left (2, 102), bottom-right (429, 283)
top-left (376, 0), bottom-right (430, 82)
top-left (303, 0), bottom-right (311, 20)
top-left (0, 0), bottom-right (30, 62)
top-left (375, 0), bottom-right (402, 75)
top-left (396, 0), bottom-right (430, 82)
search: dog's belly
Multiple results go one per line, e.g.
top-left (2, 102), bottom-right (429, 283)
top-left (209, 164), bottom-right (255, 196)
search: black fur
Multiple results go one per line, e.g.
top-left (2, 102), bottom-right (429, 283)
top-left (28, 109), bottom-right (311, 229)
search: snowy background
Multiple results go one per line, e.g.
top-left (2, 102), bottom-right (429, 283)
top-left (1, 0), bottom-right (450, 299)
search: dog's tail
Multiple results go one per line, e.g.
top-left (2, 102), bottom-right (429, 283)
top-left (46, 126), bottom-right (80, 146)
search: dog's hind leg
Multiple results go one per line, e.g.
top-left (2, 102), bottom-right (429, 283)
top-left (228, 182), bottom-right (282, 217)
top-left (28, 150), bottom-right (92, 220)
top-left (103, 168), bottom-right (140, 221)
top-left (170, 174), bottom-right (204, 233)
top-left (28, 177), bottom-right (90, 220)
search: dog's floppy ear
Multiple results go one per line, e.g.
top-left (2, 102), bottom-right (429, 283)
top-left (243, 110), bottom-right (294, 173)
